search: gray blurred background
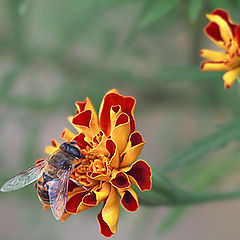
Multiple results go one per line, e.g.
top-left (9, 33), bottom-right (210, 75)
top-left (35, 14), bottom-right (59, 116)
top-left (1, 0), bottom-right (240, 239)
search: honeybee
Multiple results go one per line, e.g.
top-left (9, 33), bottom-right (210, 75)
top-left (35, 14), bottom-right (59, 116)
top-left (1, 141), bottom-right (86, 220)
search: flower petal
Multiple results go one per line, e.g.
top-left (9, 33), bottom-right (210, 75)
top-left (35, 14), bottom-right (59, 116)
top-left (82, 192), bottom-right (97, 206)
top-left (234, 25), bottom-right (240, 47)
top-left (106, 139), bottom-right (119, 169)
top-left (200, 49), bottom-right (227, 61)
top-left (66, 189), bottom-right (89, 214)
top-left (75, 97), bottom-right (98, 119)
top-left (61, 128), bottom-right (76, 142)
top-left (60, 212), bottom-right (72, 222)
top-left (211, 9), bottom-right (235, 33)
top-left (120, 132), bottom-right (145, 168)
top-left (86, 131), bottom-right (109, 156)
top-left (118, 187), bottom-right (139, 212)
top-left (111, 113), bottom-right (130, 154)
top-left (97, 186), bottom-right (119, 237)
top-left (206, 13), bottom-right (233, 46)
top-left (83, 182), bottom-right (111, 206)
top-left (110, 170), bottom-right (131, 190)
top-left (99, 89), bottom-right (136, 136)
top-left (200, 61), bottom-right (226, 71)
top-left (72, 110), bottom-right (99, 139)
top-left (44, 139), bottom-right (60, 155)
top-left (223, 67), bottom-right (240, 88)
top-left (123, 160), bottom-right (152, 191)
top-left (73, 133), bottom-right (90, 150)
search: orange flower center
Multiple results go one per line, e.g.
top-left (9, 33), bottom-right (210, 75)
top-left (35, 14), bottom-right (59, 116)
top-left (70, 152), bottom-right (112, 189)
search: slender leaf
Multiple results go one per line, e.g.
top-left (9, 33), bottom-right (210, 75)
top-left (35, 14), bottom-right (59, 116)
top-left (163, 120), bottom-right (240, 171)
top-left (139, 184), bottom-right (240, 206)
top-left (158, 151), bottom-right (240, 234)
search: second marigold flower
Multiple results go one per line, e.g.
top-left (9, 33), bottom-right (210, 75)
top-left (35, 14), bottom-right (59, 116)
top-left (43, 89), bottom-right (152, 237)
top-left (200, 9), bottom-right (240, 88)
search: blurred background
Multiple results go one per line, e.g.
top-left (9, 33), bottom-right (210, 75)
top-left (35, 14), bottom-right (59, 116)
top-left (2, 0), bottom-right (240, 239)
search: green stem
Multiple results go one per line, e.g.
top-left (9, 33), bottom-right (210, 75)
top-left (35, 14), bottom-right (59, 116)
top-left (140, 169), bottom-right (240, 206)
top-left (139, 188), bottom-right (240, 206)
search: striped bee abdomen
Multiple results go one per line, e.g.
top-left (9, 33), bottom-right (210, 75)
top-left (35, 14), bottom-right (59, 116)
top-left (36, 174), bottom-right (55, 205)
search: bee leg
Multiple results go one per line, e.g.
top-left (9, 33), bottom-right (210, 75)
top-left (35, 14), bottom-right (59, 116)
top-left (69, 178), bottom-right (90, 193)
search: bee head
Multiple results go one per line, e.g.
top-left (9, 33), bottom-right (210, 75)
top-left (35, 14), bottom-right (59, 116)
top-left (60, 142), bottom-right (85, 159)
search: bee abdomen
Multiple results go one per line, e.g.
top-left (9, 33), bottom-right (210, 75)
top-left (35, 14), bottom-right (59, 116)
top-left (36, 175), bottom-right (52, 205)
top-left (36, 174), bottom-right (59, 205)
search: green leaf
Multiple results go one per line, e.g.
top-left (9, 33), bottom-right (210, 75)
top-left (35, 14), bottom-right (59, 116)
top-left (139, 169), bottom-right (240, 206)
top-left (157, 151), bottom-right (240, 233)
top-left (139, 0), bottom-right (180, 28)
top-left (188, 0), bottom-right (203, 22)
top-left (155, 65), bottom-right (221, 83)
top-left (180, 150), bottom-right (240, 189)
top-left (163, 120), bottom-right (240, 171)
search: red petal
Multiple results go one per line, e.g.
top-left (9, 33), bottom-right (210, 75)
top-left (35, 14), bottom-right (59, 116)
top-left (111, 172), bottom-right (131, 189)
top-left (51, 139), bottom-right (58, 147)
top-left (97, 209), bottom-right (113, 238)
top-left (205, 22), bottom-right (223, 42)
top-left (212, 9), bottom-right (230, 21)
top-left (68, 180), bottom-right (79, 192)
top-left (112, 105), bottom-right (120, 113)
top-left (75, 99), bottom-right (87, 113)
top-left (121, 191), bottom-right (138, 212)
top-left (100, 92), bottom-right (136, 136)
top-left (212, 9), bottom-right (236, 34)
top-left (83, 193), bottom-right (97, 206)
top-left (106, 139), bottom-right (116, 158)
top-left (130, 132), bottom-right (143, 147)
top-left (73, 133), bottom-right (89, 149)
top-left (235, 26), bottom-right (240, 47)
top-left (66, 191), bottom-right (88, 213)
top-left (115, 113), bottom-right (128, 127)
top-left (72, 110), bottom-right (91, 128)
top-left (126, 160), bottom-right (152, 191)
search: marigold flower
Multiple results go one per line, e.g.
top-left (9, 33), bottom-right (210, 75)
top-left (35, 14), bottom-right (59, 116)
top-left (42, 89), bottom-right (152, 237)
top-left (200, 9), bottom-right (240, 88)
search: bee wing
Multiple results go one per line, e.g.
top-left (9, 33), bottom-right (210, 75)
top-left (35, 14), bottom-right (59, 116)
top-left (1, 160), bottom-right (47, 192)
top-left (48, 171), bottom-right (70, 220)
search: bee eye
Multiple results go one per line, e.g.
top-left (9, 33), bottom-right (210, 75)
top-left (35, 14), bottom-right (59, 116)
top-left (60, 143), bottom-right (68, 150)
top-left (69, 147), bottom-right (81, 158)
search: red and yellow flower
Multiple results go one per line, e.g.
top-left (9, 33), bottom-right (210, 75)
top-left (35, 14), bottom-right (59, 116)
top-left (200, 9), bottom-right (240, 88)
top-left (42, 89), bottom-right (152, 237)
